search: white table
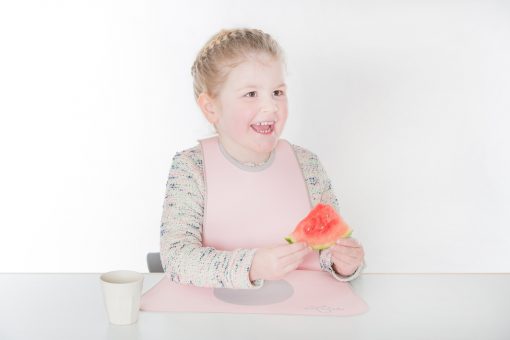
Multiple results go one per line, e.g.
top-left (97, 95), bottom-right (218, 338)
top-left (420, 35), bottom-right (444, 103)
top-left (0, 273), bottom-right (509, 340)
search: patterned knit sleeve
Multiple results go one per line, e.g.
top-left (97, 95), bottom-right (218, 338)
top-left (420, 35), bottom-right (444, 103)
top-left (159, 150), bottom-right (263, 289)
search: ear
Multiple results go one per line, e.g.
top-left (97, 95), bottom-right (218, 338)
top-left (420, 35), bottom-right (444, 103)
top-left (197, 92), bottom-right (220, 125)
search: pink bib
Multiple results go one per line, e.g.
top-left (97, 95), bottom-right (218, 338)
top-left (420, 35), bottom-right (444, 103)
top-left (199, 135), bottom-right (320, 270)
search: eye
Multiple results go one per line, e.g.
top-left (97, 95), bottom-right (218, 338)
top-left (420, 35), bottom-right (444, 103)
top-left (244, 91), bottom-right (257, 98)
top-left (273, 90), bottom-right (285, 96)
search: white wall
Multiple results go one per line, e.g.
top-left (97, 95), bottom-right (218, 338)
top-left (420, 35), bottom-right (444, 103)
top-left (1, 0), bottom-right (509, 273)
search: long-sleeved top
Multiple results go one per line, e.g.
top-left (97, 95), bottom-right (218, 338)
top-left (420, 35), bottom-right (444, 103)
top-left (160, 141), bottom-right (363, 289)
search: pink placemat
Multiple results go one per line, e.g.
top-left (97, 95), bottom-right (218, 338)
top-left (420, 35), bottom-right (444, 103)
top-left (140, 270), bottom-right (368, 316)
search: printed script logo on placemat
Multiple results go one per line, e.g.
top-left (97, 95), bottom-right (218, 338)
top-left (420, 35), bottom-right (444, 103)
top-left (304, 305), bottom-right (345, 313)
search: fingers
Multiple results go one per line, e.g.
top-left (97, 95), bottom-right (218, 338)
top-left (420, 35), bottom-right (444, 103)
top-left (332, 238), bottom-right (364, 259)
top-left (282, 261), bottom-right (302, 274)
top-left (332, 257), bottom-right (358, 277)
top-left (333, 258), bottom-right (359, 268)
top-left (253, 243), bottom-right (314, 281)
top-left (335, 238), bottom-right (362, 248)
top-left (273, 243), bottom-right (311, 274)
top-left (280, 245), bottom-right (311, 268)
top-left (331, 246), bottom-right (363, 261)
top-left (282, 249), bottom-right (310, 273)
top-left (331, 254), bottom-right (362, 266)
top-left (332, 245), bottom-right (362, 266)
top-left (331, 238), bottom-right (364, 271)
top-left (268, 239), bottom-right (364, 278)
top-left (273, 242), bottom-right (309, 257)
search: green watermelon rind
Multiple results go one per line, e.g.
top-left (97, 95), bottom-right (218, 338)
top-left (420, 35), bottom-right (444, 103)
top-left (284, 229), bottom-right (352, 251)
top-left (284, 236), bottom-right (294, 244)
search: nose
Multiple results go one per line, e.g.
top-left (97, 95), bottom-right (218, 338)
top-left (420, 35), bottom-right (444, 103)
top-left (260, 96), bottom-right (279, 113)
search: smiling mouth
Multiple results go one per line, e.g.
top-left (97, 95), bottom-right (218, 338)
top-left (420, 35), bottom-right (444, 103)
top-left (251, 121), bottom-right (275, 135)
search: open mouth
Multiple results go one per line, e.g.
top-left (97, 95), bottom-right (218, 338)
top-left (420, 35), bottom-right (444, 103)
top-left (251, 121), bottom-right (275, 135)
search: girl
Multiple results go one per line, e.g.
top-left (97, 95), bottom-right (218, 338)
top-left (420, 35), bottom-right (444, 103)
top-left (160, 28), bottom-right (364, 289)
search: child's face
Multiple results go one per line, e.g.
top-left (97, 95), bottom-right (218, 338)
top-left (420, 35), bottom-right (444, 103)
top-left (211, 53), bottom-right (288, 163)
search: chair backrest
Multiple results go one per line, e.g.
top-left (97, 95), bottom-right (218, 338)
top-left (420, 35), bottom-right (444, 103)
top-left (146, 252), bottom-right (164, 273)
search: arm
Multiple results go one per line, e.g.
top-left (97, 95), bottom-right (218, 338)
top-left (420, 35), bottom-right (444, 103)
top-left (160, 151), bottom-right (262, 289)
top-left (314, 157), bottom-right (364, 282)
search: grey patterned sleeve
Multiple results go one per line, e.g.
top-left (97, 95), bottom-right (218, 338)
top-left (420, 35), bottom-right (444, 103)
top-left (159, 151), bottom-right (262, 289)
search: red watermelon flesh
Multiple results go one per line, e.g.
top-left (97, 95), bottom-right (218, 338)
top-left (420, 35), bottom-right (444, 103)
top-left (284, 203), bottom-right (352, 250)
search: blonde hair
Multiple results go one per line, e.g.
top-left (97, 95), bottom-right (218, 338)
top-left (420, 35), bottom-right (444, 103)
top-left (191, 28), bottom-right (285, 102)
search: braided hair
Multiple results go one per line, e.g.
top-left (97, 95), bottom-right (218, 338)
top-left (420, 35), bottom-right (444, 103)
top-left (191, 28), bottom-right (285, 102)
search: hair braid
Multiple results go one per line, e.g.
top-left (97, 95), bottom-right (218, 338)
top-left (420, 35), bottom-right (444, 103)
top-left (191, 28), bottom-right (284, 102)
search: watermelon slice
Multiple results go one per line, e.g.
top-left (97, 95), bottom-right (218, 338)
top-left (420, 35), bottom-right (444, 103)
top-left (284, 203), bottom-right (352, 250)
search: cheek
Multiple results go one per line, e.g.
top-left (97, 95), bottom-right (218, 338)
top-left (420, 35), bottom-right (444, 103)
top-left (233, 104), bottom-right (258, 126)
top-left (225, 108), bottom-right (253, 132)
top-left (278, 103), bottom-right (289, 124)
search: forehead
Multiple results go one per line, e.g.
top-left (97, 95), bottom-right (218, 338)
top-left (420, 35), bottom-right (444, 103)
top-left (222, 53), bottom-right (285, 89)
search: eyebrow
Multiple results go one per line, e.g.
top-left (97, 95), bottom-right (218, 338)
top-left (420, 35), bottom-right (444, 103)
top-left (237, 83), bottom-right (287, 91)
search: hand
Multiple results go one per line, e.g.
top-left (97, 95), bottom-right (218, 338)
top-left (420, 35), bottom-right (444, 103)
top-left (331, 238), bottom-right (364, 277)
top-left (249, 243), bottom-right (311, 281)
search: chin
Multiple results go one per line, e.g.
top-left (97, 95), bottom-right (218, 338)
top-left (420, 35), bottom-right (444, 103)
top-left (254, 140), bottom-right (278, 153)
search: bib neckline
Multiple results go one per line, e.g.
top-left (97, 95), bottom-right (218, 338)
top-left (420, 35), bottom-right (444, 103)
top-left (217, 139), bottom-right (276, 172)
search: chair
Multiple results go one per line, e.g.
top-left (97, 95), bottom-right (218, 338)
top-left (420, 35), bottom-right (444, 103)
top-left (146, 252), bottom-right (164, 273)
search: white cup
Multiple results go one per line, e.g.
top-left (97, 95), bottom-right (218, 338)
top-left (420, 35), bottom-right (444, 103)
top-left (100, 270), bottom-right (144, 325)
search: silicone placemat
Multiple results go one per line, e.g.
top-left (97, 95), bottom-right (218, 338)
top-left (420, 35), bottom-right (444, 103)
top-left (140, 270), bottom-right (368, 316)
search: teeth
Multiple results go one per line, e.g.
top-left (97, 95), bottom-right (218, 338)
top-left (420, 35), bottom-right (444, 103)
top-left (254, 121), bottom-right (275, 126)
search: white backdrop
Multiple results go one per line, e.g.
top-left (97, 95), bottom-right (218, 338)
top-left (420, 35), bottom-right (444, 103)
top-left (1, 0), bottom-right (509, 273)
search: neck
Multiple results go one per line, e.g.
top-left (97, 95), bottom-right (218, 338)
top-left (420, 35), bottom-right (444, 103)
top-left (218, 136), bottom-right (271, 165)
